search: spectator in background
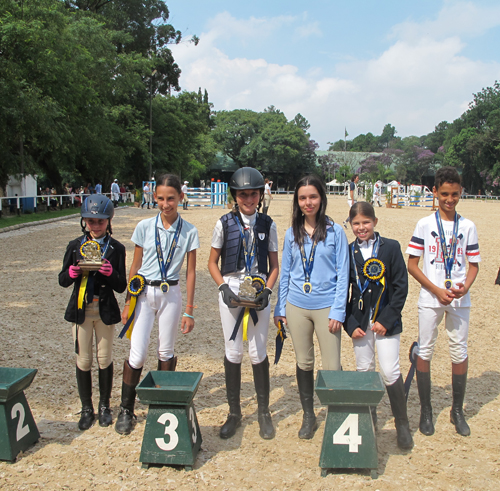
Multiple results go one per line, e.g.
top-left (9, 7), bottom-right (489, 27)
top-left (262, 178), bottom-right (273, 215)
top-left (111, 179), bottom-right (120, 208)
top-left (181, 181), bottom-right (189, 210)
top-left (95, 181), bottom-right (102, 194)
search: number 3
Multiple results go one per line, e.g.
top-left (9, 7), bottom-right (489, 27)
top-left (11, 403), bottom-right (30, 442)
top-left (155, 413), bottom-right (179, 451)
top-left (333, 413), bottom-right (362, 453)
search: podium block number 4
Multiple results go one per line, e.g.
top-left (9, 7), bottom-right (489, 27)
top-left (11, 403), bottom-right (30, 442)
top-left (333, 413), bottom-right (362, 453)
top-left (155, 413), bottom-right (179, 451)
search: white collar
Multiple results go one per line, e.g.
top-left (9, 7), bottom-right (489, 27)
top-left (357, 236), bottom-right (376, 248)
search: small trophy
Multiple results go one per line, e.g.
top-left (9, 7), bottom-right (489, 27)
top-left (79, 240), bottom-right (103, 271)
top-left (230, 276), bottom-right (265, 308)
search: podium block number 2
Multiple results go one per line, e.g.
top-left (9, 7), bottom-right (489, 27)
top-left (333, 413), bottom-right (362, 453)
top-left (11, 402), bottom-right (30, 442)
top-left (155, 413), bottom-right (179, 451)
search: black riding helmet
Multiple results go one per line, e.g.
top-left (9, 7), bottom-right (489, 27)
top-left (229, 167), bottom-right (265, 202)
top-left (81, 195), bottom-right (114, 219)
top-left (81, 195), bottom-right (114, 234)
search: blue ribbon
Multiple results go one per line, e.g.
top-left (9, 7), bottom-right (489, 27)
top-left (234, 215), bottom-right (255, 275)
top-left (435, 211), bottom-right (459, 281)
top-left (155, 214), bottom-right (183, 283)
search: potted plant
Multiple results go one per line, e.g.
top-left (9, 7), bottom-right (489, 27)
top-left (134, 189), bottom-right (141, 207)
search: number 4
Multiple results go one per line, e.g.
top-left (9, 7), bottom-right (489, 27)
top-left (333, 413), bottom-right (362, 453)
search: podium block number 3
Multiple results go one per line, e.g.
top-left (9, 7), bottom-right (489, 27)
top-left (11, 402), bottom-right (30, 442)
top-left (333, 413), bottom-right (362, 453)
top-left (155, 413), bottom-right (179, 451)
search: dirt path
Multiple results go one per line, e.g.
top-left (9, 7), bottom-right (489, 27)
top-left (0, 196), bottom-right (499, 490)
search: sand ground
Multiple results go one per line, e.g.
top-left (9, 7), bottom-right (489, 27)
top-left (0, 195), bottom-right (499, 490)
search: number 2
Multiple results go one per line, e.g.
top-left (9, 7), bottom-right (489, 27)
top-left (333, 413), bottom-right (362, 453)
top-left (11, 403), bottom-right (30, 442)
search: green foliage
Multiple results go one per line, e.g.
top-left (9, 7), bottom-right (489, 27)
top-left (0, 0), bottom-right (213, 192)
top-left (211, 108), bottom-right (315, 187)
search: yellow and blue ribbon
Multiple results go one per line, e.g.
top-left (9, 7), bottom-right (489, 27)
top-left (230, 307), bottom-right (258, 341)
top-left (119, 275), bottom-right (145, 339)
top-left (274, 319), bottom-right (287, 364)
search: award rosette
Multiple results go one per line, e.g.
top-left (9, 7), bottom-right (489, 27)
top-left (363, 258), bottom-right (386, 281)
top-left (119, 275), bottom-right (146, 339)
top-left (79, 240), bottom-right (103, 271)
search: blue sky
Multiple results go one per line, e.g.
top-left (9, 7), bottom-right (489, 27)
top-left (167, 0), bottom-right (500, 149)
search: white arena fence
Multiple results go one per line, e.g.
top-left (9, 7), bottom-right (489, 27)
top-left (0, 192), bottom-right (134, 216)
top-left (183, 182), bottom-right (227, 208)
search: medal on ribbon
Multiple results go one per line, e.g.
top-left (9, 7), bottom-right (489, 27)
top-left (155, 214), bottom-right (183, 294)
top-left (119, 274), bottom-right (146, 339)
top-left (300, 236), bottom-right (318, 294)
top-left (435, 211), bottom-right (459, 290)
top-left (351, 234), bottom-right (387, 321)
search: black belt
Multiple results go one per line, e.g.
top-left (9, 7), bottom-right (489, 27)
top-left (145, 279), bottom-right (179, 287)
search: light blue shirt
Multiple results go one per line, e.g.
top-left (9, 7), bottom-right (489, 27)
top-left (95, 183), bottom-right (102, 194)
top-left (131, 214), bottom-right (200, 281)
top-left (274, 222), bottom-right (349, 322)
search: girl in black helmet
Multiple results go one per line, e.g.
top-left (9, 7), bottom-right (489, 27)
top-left (59, 195), bottom-right (127, 430)
top-left (208, 167), bottom-right (279, 440)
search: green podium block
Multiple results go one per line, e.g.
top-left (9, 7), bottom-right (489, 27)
top-left (136, 371), bottom-right (203, 470)
top-left (315, 370), bottom-right (385, 478)
top-left (0, 367), bottom-right (40, 461)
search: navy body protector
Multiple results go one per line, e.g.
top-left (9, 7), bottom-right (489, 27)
top-left (220, 212), bottom-right (272, 276)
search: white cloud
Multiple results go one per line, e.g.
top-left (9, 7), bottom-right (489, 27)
top-left (295, 21), bottom-right (322, 39)
top-left (390, 0), bottom-right (500, 42)
top-left (171, 5), bottom-right (500, 148)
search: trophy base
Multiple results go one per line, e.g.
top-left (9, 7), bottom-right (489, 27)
top-left (229, 298), bottom-right (259, 308)
top-left (79, 262), bottom-right (103, 272)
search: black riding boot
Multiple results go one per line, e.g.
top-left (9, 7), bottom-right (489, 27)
top-left (158, 356), bottom-right (177, 371)
top-left (416, 369), bottom-right (434, 435)
top-left (252, 356), bottom-right (275, 440)
top-left (76, 366), bottom-right (95, 430)
top-left (450, 372), bottom-right (470, 436)
top-left (386, 375), bottom-right (414, 449)
top-left (115, 360), bottom-right (142, 435)
top-left (296, 365), bottom-right (317, 439)
top-left (220, 357), bottom-right (242, 439)
top-left (98, 363), bottom-right (113, 427)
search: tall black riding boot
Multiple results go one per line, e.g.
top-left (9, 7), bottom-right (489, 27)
top-left (76, 366), bottom-right (95, 430)
top-left (386, 375), bottom-right (414, 449)
top-left (252, 356), bottom-right (275, 440)
top-left (158, 356), bottom-right (177, 371)
top-left (416, 369), bottom-right (434, 435)
top-left (115, 360), bottom-right (142, 435)
top-left (98, 363), bottom-right (113, 427)
top-left (450, 372), bottom-right (470, 436)
top-left (296, 365), bottom-right (317, 439)
top-left (220, 357), bottom-right (242, 439)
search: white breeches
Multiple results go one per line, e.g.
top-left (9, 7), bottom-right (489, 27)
top-left (219, 276), bottom-right (270, 365)
top-left (352, 326), bottom-right (401, 386)
top-left (417, 305), bottom-right (469, 364)
top-left (128, 285), bottom-right (182, 369)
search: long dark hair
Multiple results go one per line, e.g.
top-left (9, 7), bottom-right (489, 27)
top-left (292, 175), bottom-right (331, 245)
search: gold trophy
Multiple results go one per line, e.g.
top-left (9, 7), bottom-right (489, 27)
top-left (230, 276), bottom-right (265, 308)
top-left (79, 240), bottom-right (103, 271)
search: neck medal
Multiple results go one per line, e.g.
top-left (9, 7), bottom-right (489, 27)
top-left (300, 235), bottom-right (318, 293)
top-left (155, 214), bottom-right (183, 293)
top-left (234, 215), bottom-right (256, 284)
top-left (351, 235), bottom-right (385, 311)
top-left (435, 211), bottom-right (459, 289)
